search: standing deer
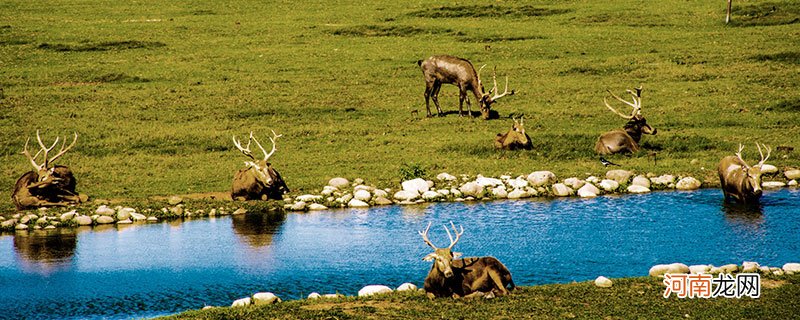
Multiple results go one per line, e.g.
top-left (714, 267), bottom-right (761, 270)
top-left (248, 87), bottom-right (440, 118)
top-left (494, 116), bottom-right (532, 150)
top-left (231, 130), bottom-right (289, 201)
top-left (595, 86), bottom-right (657, 154)
top-left (418, 55), bottom-right (515, 120)
top-left (419, 222), bottom-right (515, 299)
top-left (12, 131), bottom-right (82, 211)
top-left (718, 143), bottom-right (771, 204)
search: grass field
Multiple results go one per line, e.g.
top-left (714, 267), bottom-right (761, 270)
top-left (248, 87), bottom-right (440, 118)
top-left (1, 0), bottom-right (799, 211)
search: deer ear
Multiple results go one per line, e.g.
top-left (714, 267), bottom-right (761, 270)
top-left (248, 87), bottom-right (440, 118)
top-left (452, 252), bottom-right (462, 259)
top-left (422, 253), bottom-right (437, 261)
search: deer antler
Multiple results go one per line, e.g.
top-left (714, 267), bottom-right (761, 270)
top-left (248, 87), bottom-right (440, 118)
top-left (734, 143), bottom-right (751, 169)
top-left (477, 64), bottom-right (487, 90)
top-left (443, 221), bottom-right (464, 249)
top-left (418, 222), bottom-right (439, 249)
top-left (488, 66), bottom-right (515, 101)
top-left (22, 131), bottom-right (78, 170)
top-left (604, 87), bottom-right (642, 119)
top-left (46, 132), bottom-right (78, 167)
top-left (232, 132), bottom-right (257, 160)
top-left (756, 143), bottom-right (771, 168)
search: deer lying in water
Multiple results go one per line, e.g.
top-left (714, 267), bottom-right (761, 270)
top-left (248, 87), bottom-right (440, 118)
top-left (495, 116), bottom-right (532, 150)
top-left (718, 143), bottom-right (771, 204)
top-left (419, 222), bottom-right (515, 299)
top-left (418, 55), bottom-right (514, 119)
top-left (595, 86), bottom-right (657, 154)
top-left (231, 131), bottom-right (289, 201)
top-left (12, 131), bottom-right (82, 211)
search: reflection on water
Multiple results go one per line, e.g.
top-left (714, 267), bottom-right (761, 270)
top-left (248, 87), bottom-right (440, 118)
top-left (0, 188), bottom-right (798, 320)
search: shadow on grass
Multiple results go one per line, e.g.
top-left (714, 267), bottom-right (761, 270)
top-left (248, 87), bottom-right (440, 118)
top-left (37, 40), bottom-right (166, 52)
top-left (728, 1), bottom-right (800, 27)
top-left (407, 5), bottom-right (571, 19)
top-left (751, 52), bottom-right (800, 64)
top-left (331, 25), bottom-right (462, 37)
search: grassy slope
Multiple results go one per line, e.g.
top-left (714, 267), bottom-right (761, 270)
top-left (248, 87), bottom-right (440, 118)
top-left (163, 276), bottom-right (800, 319)
top-left (1, 0), bottom-right (799, 212)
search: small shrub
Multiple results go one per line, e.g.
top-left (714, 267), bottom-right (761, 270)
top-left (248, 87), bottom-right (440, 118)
top-left (399, 163), bottom-right (428, 181)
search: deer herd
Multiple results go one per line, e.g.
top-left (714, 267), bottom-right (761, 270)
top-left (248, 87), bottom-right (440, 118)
top-left (8, 54), bottom-right (781, 300)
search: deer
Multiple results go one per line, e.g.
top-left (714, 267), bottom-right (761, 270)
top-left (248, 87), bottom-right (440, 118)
top-left (718, 143), bottom-right (771, 204)
top-left (594, 86), bottom-right (657, 154)
top-left (419, 222), bottom-right (515, 299)
top-left (495, 116), bottom-right (532, 150)
top-left (231, 130), bottom-right (289, 201)
top-left (418, 55), bottom-right (515, 120)
top-left (12, 131), bottom-right (82, 211)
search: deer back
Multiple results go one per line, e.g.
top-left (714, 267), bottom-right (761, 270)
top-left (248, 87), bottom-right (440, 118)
top-left (718, 155), bottom-right (762, 202)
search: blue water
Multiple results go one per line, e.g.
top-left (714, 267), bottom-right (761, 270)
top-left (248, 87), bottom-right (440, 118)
top-left (0, 188), bottom-right (798, 320)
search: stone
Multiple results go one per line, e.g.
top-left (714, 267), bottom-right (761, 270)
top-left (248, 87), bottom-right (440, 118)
top-left (527, 171), bottom-right (557, 187)
top-left (74, 216), bottom-right (93, 226)
top-left (606, 170), bottom-right (633, 184)
top-left (96, 216), bottom-right (115, 224)
top-left (649, 263), bottom-right (689, 277)
top-left (507, 189), bottom-right (529, 199)
top-left (761, 181), bottom-right (786, 189)
top-left (719, 264), bottom-right (739, 274)
top-left (475, 176), bottom-right (503, 187)
top-left (348, 199), bottom-right (369, 208)
top-left (563, 177), bottom-right (585, 189)
top-left (396, 283), bottom-right (418, 291)
top-left (650, 174), bottom-right (675, 186)
top-left (402, 178), bottom-right (430, 194)
top-left (578, 183), bottom-right (601, 197)
top-left (789, 180), bottom-right (798, 187)
top-left (491, 187), bottom-right (508, 199)
top-left (505, 177), bottom-right (529, 189)
top-left (599, 179), bottom-right (619, 192)
top-left (689, 265), bottom-right (711, 274)
top-left (1, 219), bottom-right (17, 229)
top-left (459, 181), bottom-right (484, 197)
top-left (297, 194), bottom-right (323, 203)
top-left (783, 263), bottom-right (800, 274)
top-left (233, 208), bottom-right (247, 215)
top-left (146, 216), bottom-right (158, 222)
top-left (358, 285), bottom-right (393, 297)
top-left (322, 294), bottom-right (343, 299)
top-left (231, 297), bottom-right (251, 307)
top-left (742, 261), bottom-right (760, 273)
top-left (773, 269), bottom-right (785, 276)
top-left (307, 203), bottom-right (327, 210)
top-left (437, 189), bottom-right (450, 196)
top-left (353, 178), bottom-right (365, 185)
top-left (328, 177), bottom-right (350, 188)
top-left (586, 176), bottom-right (600, 184)
top-left (15, 223), bottom-right (28, 230)
top-left (354, 189), bottom-right (371, 202)
top-left (60, 210), bottom-right (78, 222)
top-left (759, 164), bottom-right (778, 174)
top-left (167, 196), bottom-right (183, 205)
top-left (373, 189), bottom-right (388, 198)
top-left (421, 191), bottom-right (441, 201)
top-left (130, 212), bottom-right (147, 221)
top-left (339, 194), bottom-right (353, 204)
top-left (116, 207), bottom-right (135, 221)
top-left (393, 190), bottom-right (419, 201)
top-left (308, 292), bottom-right (321, 299)
top-left (676, 177), bottom-right (701, 190)
top-left (44, 225), bottom-right (56, 230)
top-left (631, 175), bottom-right (651, 188)
top-left (627, 185), bottom-right (651, 194)
top-left (35, 217), bottom-right (48, 225)
top-left (290, 201), bottom-right (307, 211)
top-left (96, 205), bottom-right (115, 216)
top-left (594, 276), bottom-right (612, 288)
top-left (252, 292), bottom-right (281, 305)
top-left (374, 197), bottom-right (393, 205)
top-left (759, 266), bottom-right (771, 274)
top-left (20, 215), bottom-right (36, 224)
top-left (784, 169), bottom-right (800, 180)
top-left (169, 206), bottom-right (184, 216)
top-left (321, 186), bottom-right (338, 196)
top-left (436, 172), bottom-right (457, 181)
top-left (117, 219), bottom-right (133, 225)
top-left (552, 183), bottom-right (573, 197)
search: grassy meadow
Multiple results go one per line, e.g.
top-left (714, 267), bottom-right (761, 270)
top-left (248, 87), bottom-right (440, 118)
top-left (1, 0), bottom-right (799, 211)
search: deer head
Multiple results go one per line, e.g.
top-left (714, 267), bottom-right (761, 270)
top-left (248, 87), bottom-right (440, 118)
top-left (232, 130), bottom-right (282, 187)
top-left (734, 143), bottom-right (771, 195)
top-left (603, 86), bottom-right (656, 136)
top-left (478, 66), bottom-right (515, 119)
top-left (21, 131), bottom-right (78, 183)
top-left (420, 221), bottom-right (464, 278)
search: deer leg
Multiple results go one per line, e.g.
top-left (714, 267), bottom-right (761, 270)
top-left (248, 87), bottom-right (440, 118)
top-left (424, 82), bottom-right (434, 117)
top-left (464, 92), bottom-right (474, 117)
top-left (488, 270), bottom-right (511, 296)
top-left (431, 82), bottom-right (444, 116)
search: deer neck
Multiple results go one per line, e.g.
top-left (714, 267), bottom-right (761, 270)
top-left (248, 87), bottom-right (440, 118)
top-left (623, 123), bottom-right (643, 142)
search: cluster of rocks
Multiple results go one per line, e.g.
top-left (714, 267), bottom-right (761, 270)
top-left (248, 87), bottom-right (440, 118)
top-left (648, 262), bottom-right (800, 277)
top-left (222, 283), bottom-right (419, 309)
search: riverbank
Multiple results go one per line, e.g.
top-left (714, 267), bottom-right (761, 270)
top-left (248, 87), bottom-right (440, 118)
top-left (161, 275), bottom-right (800, 320)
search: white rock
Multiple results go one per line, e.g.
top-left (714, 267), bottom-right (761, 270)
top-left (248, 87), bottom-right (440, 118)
top-left (784, 263), bottom-right (800, 274)
top-left (627, 185), bottom-right (651, 194)
top-left (322, 294), bottom-right (343, 299)
top-left (307, 292), bottom-right (321, 299)
top-left (742, 261), bottom-right (760, 273)
top-left (759, 164), bottom-right (778, 174)
top-left (436, 172), bottom-right (457, 181)
top-left (577, 183), bottom-right (600, 198)
top-left (676, 177), bottom-right (701, 190)
top-left (96, 216), bottom-right (115, 224)
top-left (396, 283), bottom-right (418, 292)
top-left (594, 276), bottom-right (613, 288)
top-left (606, 170), bottom-right (633, 184)
top-left (719, 264), bottom-right (739, 273)
top-left (631, 175), bottom-right (651, 188)
top-left (353, 185), bottom-right (372, 192)
top-left (373, 189), bottom-right (388, 198)
top-left (492, 187), bottom-right (508, 199)
top-left (117, 219), bottom-right (133, 225)
top-left (328, 177), bottom-right (350, 188)
top-left (507, 189), bottom-right (529, 199)
top-left (130, 212), bottom-right (147, 221)
top-left (690, 265), bottom-right (711, 274)
top-left (167, 196), bottom-right (183, 205)
top-left (339, 194), bottom-right (353, 204)
top-left (354, 189), bottom-right (371, 202)
top-left (759, 266), bottom-right (771, 274)
top-left (374, 197), bottom-right (393, 205)
top-left (393, 190), bottom-right (419, 201)
top-left (308, 203), bottom-right (328, 210)
top-left (773, 269), bottom-right (785, 276)
top-left (297, 194), bottom-right (323, 203)
top-left (527, 171), bottom-right (557, 187)
top-left (95, 205), bottom-right (115, 216)
top-left (15, 224), bottom-right (28, 230)
top-left (649, 263), bottom-right (689, 277)
top-left (459, 181), bottom-right (484, 197)
top-left (231, 297), bottom-right (251, 307)
top-left (290, 201), bottom-right (308, 211)
top-left (321, 185), bottom-right (338, 196)
top-left (785, 169), bottom-right (800, 180)
top-left (402, 178), bottom-right (430, 194)
top-left (475, 175), bottom-right (503, 187)
top-left (599, 179), bottom-right (620, 192)
top-left (437, 189), bottom-right (450, 196)
top-left (252, 292), bottom-right (281, 305)
top-left (116, 207), bottom-right (135, 221)
top-left (552, 183), bottom-right (573, 197)
top-left (348, 199), bottom-right (370, 208)
top-left (505, 177), bottom-right (529, 189)
top-left (761, 181), bottom-right (786, 189)
top-left (421, 191), bottom-right (441, 201)
top-left (60, 210), bottom-right (78, 222)
top-left (358, 285), bottom-right (393, 297)
top-left (74, 215), bottom-right (92, 226)
top-left (146, 216), bottom-right (158, 222)
top-left (650, 174), bottom-right (676, 186)
top-left (586, 176), bottom-right (600, 184)
top-left (788, 180), bottom-right (798, 186)
top-left (563, 177), bottom-right (585, 189)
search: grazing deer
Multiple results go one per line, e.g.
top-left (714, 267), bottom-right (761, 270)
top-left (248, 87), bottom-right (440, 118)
top-left (231, 131), bottom-right (289, 201)
top-left (12, 131), bottom-right (82, 211)
top-left (718, 143), bottom-right (771, 204)
top-left (418, 55), bottom-right (514, 119)
top-left (495, 116), bottom-right (532, 150)
top-left (419, 222), bottom-right (515, 299)
top-left (595, 86), bottom-right (657, 154)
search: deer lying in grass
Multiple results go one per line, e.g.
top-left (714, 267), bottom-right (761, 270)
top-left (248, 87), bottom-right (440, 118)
top-left (595, 86), bottom-right (657, 154)
top-left (12, 131), bottom-right (82, 210)
top-left (718, 143), bottom-right (771, 204)
top-left (495, 116), bottom-right (532, 150)
top-left (231, 131), bottom-right (289, 201)
top-left (418, 55), bottom-right (514, 119)
top-left (419, 222), bottom-right (515, 299)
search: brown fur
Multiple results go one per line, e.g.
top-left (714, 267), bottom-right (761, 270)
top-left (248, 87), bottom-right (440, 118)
top-left (424, 254), bottom-right (515, 299)
top-left (231, 161), bottom-right (289, 201)
top-left (595, 117), bottom-right (655, 154)
top-left (12, 166), bottom-right (80, 211)
top-left (495, 118), bottom-right (532, 150)
top-left (418, 55), bottom-right (494, 119)
top-left (718, 156), bottom-right (763, 204)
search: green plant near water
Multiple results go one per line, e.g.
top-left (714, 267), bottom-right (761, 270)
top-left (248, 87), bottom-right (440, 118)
top-left (398, 162), bottom-right (428, 181)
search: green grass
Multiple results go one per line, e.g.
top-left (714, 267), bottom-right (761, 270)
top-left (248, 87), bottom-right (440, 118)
top-left (162, 276), bottom-right (800, 319)
top-left (1, 0), bottom-right (799, 213)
